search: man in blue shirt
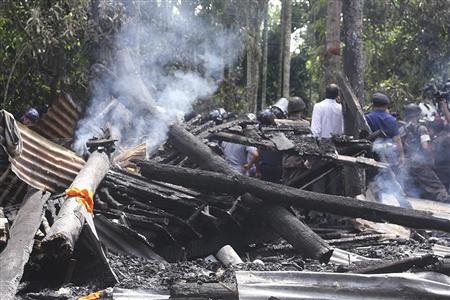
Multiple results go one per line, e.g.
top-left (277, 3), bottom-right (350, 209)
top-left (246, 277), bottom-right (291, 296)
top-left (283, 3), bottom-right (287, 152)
top-left (365, 92), bottom-right (405, 164)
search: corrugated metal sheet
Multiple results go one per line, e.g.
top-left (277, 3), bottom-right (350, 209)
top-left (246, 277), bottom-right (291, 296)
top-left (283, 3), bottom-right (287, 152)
top-left (433, 244), bottom-right (450, 258)
top-left (10, 123), bottom-right (85, 192)
top-left (30, 94), bottom-right (81, 140)
top-left (329, 248), bottom-right (378, 266)
top-left (236, 271), bottom-right (450, 300)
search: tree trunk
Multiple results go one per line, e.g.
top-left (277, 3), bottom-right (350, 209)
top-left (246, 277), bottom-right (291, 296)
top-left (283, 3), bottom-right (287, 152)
top-left (276, 0), bottom-right (285, 99)
top-left (136, 161), bottom-right (450, 233)
top-left (245, 1), bottom-right (264, 113)
top-left (325, 0), bottom-right (342, 84)
top-left (260, 0), bottom-right (269, 110)
top-left (282, 0), bottom-right (292, 98)
top-left (343, 0), bottom-right (364, 105)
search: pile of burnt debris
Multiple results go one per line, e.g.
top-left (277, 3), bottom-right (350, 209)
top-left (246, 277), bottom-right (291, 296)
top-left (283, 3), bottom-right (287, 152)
top-left (1, 87), bottom-right (450, 299)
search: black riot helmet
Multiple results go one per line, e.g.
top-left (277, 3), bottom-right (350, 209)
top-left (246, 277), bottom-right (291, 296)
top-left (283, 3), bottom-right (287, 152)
top-left (208, 108), bottom-right (228, 125)
top-left (288, 96), bottom-right (306, 114)
top-left (404, 103), bottom-right (422, 119)
top-left (258, 108), bottom-right (276, 125)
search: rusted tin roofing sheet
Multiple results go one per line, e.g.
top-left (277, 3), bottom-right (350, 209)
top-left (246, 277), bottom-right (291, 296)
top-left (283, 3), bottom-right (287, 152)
top-left (10, 123), bottom-right (85, 193)
top-left (30, 94), bottom-right (81, 140)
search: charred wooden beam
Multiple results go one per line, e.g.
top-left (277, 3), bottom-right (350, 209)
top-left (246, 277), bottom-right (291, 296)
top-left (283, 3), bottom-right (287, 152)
top-left (337, 71), bottom-right (371, 136)
top-left (0, 189), bottom-right (50, 300)
top-left (169, 124), bottom-right (234, 173)
top-left (259, 205), bottom-right (333, 263)
top-left (212, 131), bottom-right (276, 150)
top-left (350, 254), bottom-right (437, 274)
top-left (136, 161), bottom-right (450, 233)
top-left (42, 150), bottom-right (111, 258)
top-left (212, 132), bottom-right (385, 169)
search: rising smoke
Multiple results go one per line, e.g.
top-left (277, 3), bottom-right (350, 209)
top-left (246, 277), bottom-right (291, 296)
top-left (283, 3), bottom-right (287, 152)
top-left (74, 2), bottom-right (240, 155)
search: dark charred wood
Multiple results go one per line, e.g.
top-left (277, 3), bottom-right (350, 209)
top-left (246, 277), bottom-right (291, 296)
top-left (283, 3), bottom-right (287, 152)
top-left (136, 161), bottom-right (450, 233)
top-left (167, 125), bottom-right (333, 262)
top-left (196, 119), bottom-right (253, 139)
top-left (350, 254), bottom-right (438, 274)
top-left (259, 205), bottom-right (334, 263)
top-left (326, 233), bottom-right (386, 246)
top-left (162, 225), bottom-right (278, 262)
top-left (213, 131), bottom-right (277, 150)
top-left (169, 124), bottom-right (236, 175)
top-left (434, 258), bottom-right (450, 276)
top-left (0, 189), bottom-right (50, 300)
top-left (99, 187), bottom-right (123, 209)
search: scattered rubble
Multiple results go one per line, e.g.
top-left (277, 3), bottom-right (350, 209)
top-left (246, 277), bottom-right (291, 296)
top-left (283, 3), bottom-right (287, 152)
top-left (1, 93), bottom-right (450, 299)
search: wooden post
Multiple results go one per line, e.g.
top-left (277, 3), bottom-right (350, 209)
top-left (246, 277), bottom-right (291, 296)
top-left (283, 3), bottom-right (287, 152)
top-left (42, 150), bottom-right (110, 258)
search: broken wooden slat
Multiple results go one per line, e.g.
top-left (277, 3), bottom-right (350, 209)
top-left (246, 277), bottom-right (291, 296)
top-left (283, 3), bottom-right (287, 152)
top-left (0, 189), bottom-right (50, 300)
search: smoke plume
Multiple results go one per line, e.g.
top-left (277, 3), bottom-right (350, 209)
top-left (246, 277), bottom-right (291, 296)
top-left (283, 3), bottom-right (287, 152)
top-left (74, 2), bottom-right (240, 155)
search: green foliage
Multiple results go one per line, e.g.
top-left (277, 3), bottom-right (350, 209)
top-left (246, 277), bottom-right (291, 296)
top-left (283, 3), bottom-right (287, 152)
top-left (1, 0), bottom-right (449, 117)
top-left (363, 0), bottom-right (450, 107)
top-left (0, 0), bottom-right (93, 116)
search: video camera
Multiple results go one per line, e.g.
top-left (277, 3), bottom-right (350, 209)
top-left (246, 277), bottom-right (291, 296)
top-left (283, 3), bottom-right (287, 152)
top-left (423, 80), bottom-right (450, 108)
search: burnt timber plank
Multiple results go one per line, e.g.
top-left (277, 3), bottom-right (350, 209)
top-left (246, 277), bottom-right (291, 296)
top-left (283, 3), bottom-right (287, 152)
top-left (0, 189), bottom-right (50, 299)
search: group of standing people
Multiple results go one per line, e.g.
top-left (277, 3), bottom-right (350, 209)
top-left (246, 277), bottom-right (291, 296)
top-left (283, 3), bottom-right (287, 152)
top-left (366, 93), bottom-right (450, 203)
top-left (212, 81), bottom-right (450, 204)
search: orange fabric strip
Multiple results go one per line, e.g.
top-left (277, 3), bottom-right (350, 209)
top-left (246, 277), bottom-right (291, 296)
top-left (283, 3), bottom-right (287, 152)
top-left (78, 290), bottom-right (103, 300)
top-left (65, 187), bottom-right (94, 213)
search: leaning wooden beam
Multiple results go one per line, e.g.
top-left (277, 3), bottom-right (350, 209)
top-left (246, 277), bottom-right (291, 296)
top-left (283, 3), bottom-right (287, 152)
top-left (136, 161), bottom-right (450, 233)
top-left (336, 71), bottom-right (371, 136)
top-left (168, 124), bottom-right (334, 262)
top-left (169, 124), bottom-right (233, 174)
top-left (259, 205), bottom-right (333, 263)
top-left (42, 150), bottom-right (110, 258)
top-left (0, 189), bottom-right (50, 300)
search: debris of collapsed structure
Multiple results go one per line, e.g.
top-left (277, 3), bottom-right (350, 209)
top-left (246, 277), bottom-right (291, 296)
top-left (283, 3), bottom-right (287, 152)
top-left (1, 93), bottom-right (450, 299)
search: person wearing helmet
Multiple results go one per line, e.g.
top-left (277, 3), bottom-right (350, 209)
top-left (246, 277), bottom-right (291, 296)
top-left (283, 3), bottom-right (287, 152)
top-left (400, 103), bottom-right (450, 203)
top-left (282, 96), bottom-right (310, 185)
top-left (208, 108), bottom-right (228, 125)
top-left (311, 84), bottom-right (343, 138)
top-left (287, 96), bottom-right (306, 120)
top-left (429, 116), bottom-right (450, 190)
top-left (365, 92), bottom-right (405, 164)
top-left (20, 108), bottom-right (40, 126)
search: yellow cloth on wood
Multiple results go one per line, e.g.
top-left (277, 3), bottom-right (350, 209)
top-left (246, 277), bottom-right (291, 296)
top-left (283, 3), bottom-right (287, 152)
top-left (65, 187), bottom-right (94, 213)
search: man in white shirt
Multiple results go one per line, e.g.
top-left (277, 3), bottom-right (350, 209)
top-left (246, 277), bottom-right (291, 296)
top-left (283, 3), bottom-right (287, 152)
top-left (311, 83), bottom-right (344, 138)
